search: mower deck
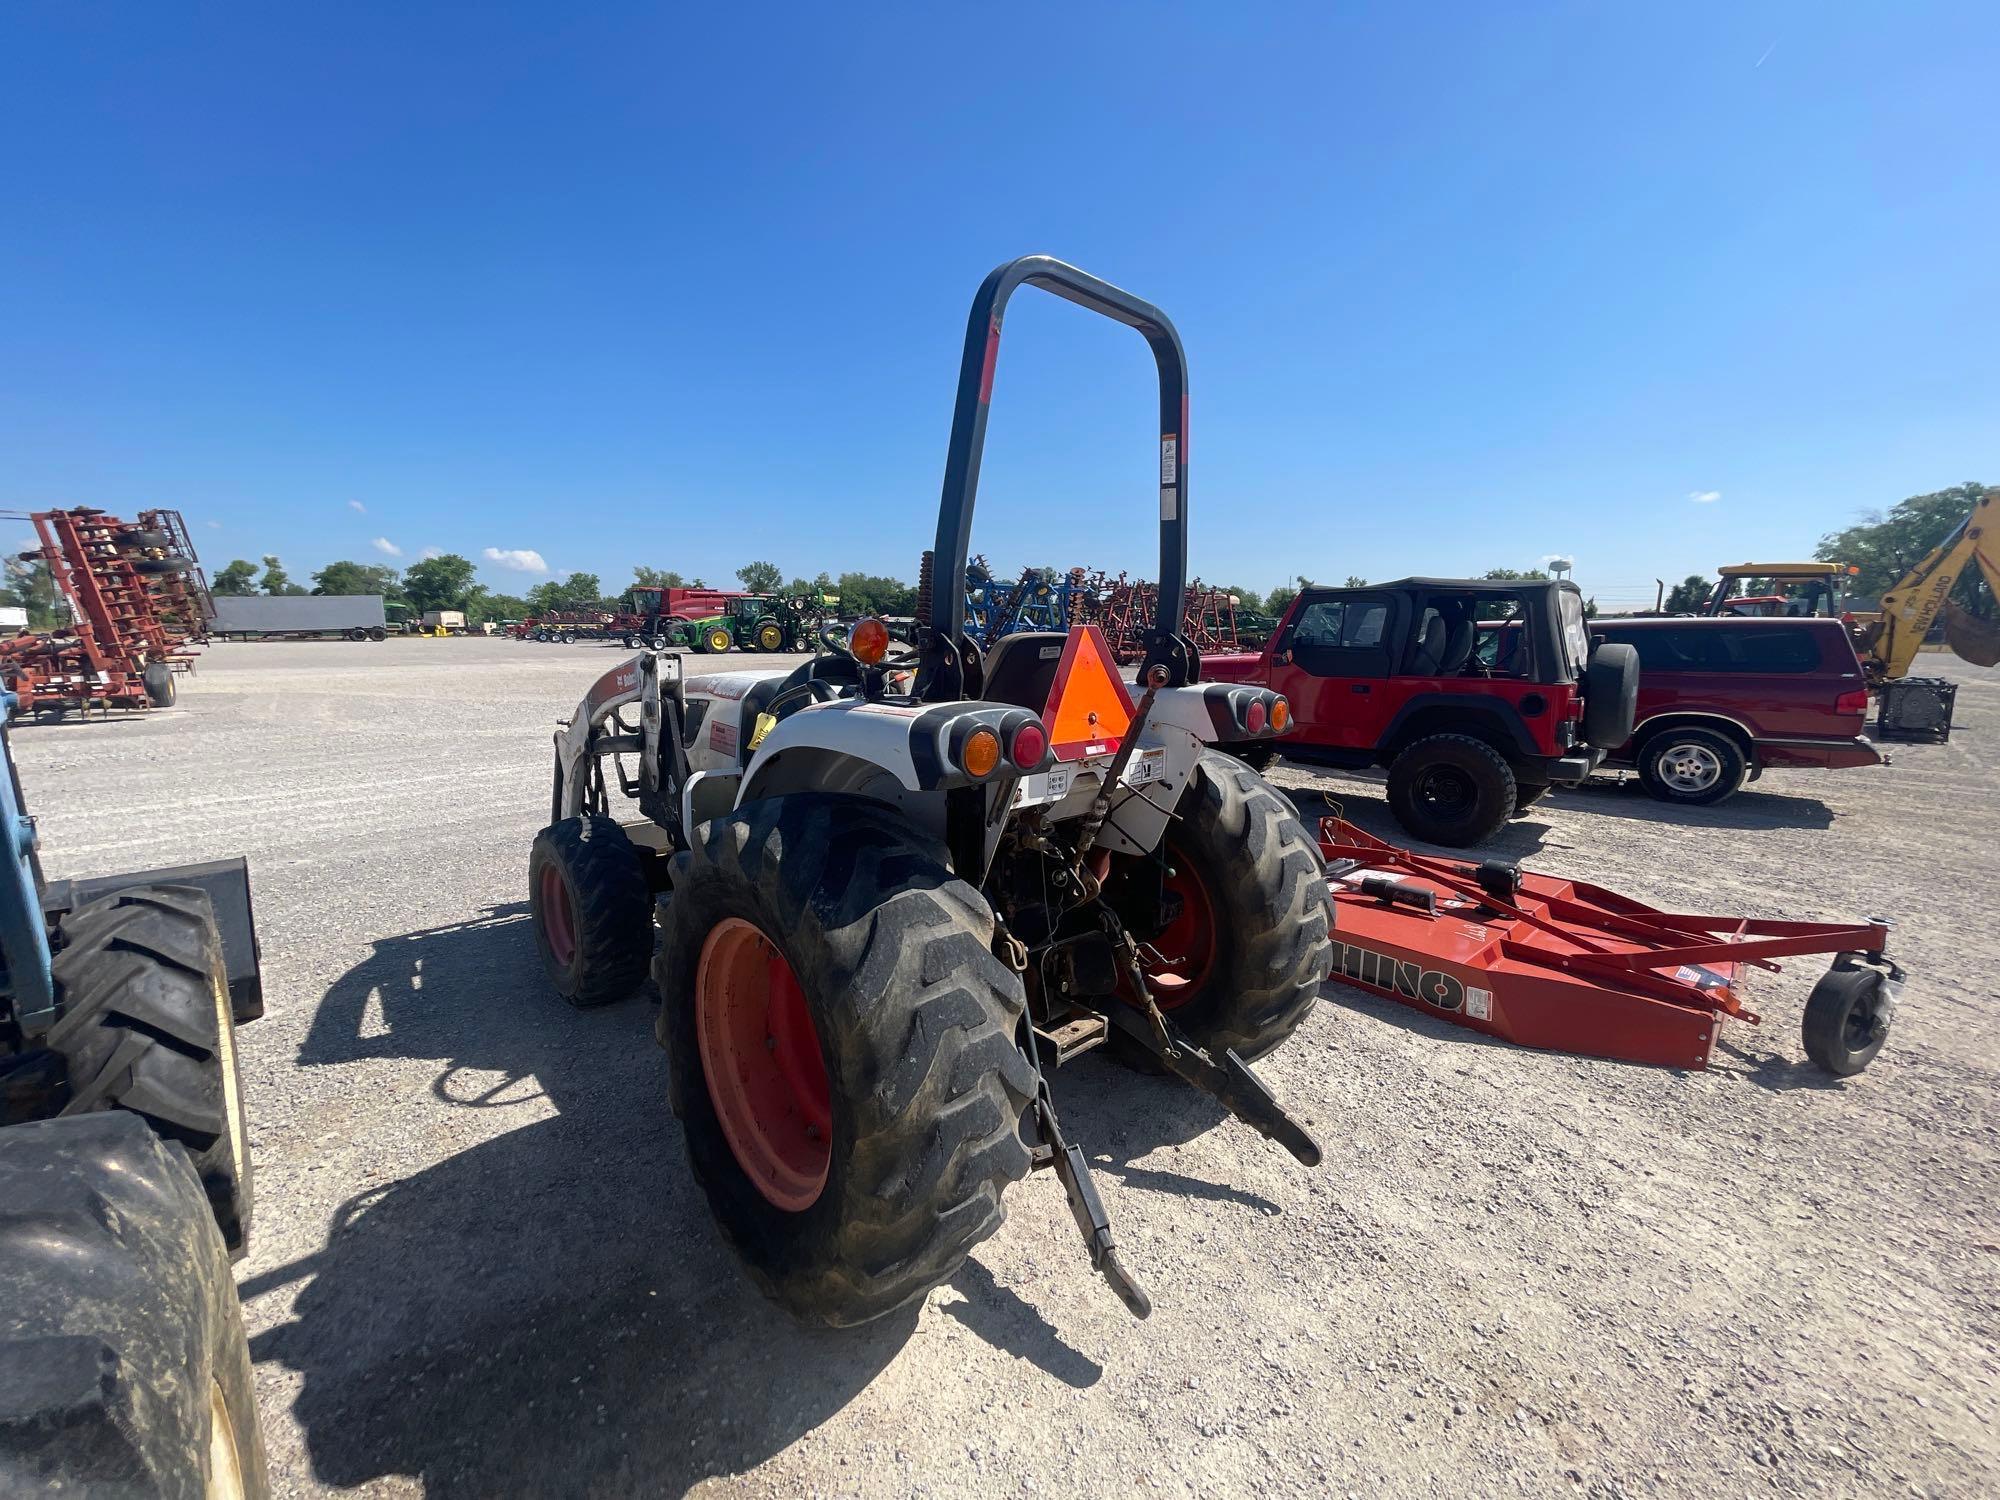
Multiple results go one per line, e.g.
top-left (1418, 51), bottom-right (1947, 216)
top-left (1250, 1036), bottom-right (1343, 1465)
top-left (1316, 816), bottom-right (1896, 1070)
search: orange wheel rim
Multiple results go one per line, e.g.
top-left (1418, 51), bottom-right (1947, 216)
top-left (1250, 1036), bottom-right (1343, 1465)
top-left (695, 918), bottom-right (831, 1211)
top-left (539, 866), bottom-right (577, 966)
top-left (1140, 845), bottom-right (1217, 1010)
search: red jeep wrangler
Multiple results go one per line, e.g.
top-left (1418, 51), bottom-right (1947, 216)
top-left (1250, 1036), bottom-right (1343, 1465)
top-left (1588, 616), bottom-right (1882, 804)
top-left (1206, 578), bottom-right (1638, 845)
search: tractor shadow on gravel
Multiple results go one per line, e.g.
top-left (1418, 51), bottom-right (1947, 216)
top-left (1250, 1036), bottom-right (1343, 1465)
top-left (252, 902), bottom-right (1113, 1496)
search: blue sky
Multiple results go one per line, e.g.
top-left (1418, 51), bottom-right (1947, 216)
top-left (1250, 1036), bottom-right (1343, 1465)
top-left (3, 2), bottom-right (1994, 611)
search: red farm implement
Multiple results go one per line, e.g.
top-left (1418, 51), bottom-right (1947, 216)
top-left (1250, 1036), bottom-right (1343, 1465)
top-left (1315, 815), bottom-right (1902, 1076)
top-left (3, 506), bottom-right (209, 719)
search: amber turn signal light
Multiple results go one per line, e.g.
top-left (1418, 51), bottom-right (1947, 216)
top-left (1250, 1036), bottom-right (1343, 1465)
top-left (960, 726), bottom-right (1003, 778)
top-left (848, 617), bottom-right (891, 665)
top-left (1271, 697), bottom-right (1291, 733)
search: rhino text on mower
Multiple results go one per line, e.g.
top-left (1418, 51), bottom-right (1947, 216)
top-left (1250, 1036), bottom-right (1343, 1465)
top-left (529, 256), bottom-right (1337, 1326)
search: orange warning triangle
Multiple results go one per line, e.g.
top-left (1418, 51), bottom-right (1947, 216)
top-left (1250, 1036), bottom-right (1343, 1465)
top-left (1041, 625), bottom-right (1137, 762)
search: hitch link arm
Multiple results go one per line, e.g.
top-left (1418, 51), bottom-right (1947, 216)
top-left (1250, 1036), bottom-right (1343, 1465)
top-left (1107, 924), bottom-right (1323, 1168)
top-left (994, 914), bottom-right (1152, 1320)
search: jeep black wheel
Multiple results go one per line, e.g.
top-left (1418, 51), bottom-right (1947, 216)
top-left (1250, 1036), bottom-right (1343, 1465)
top-left (529, 816), bottom-right (654, 1007)
top-left (48, 886), bottom-right (253, 1252)
top-left (1386, 733), bottom-right (1517, 846)
top-left (656, 794), bottom-right (1034, 1327)
top-left (1637, 726), bottom-right (1746, 805)
top-left (1115, 751), bottom-right (1333, 1062)
top-left (0, 1113), bottom-right (269, 1498)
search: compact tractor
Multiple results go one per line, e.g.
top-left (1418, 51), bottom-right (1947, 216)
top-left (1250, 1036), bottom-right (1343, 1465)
top-left (529, 257), bottom-right (1334, 1325)
top-left (0, 692), bottom-right (267, 1492)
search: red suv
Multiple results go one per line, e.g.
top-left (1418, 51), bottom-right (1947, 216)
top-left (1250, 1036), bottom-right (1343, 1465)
top-left (1206, 578), bottom-right (1638, 845)
top-left (1588, 617), bottom-right (1881, 804)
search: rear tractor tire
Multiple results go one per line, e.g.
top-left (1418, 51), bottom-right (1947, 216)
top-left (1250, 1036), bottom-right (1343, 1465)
top-left (1386, 733), bottom-right (1517, 846)
top-left (1115, 750), bottom-right (1334, 1063)
top-left (46, 885), bottom-right (254, 1253)
top-left (655, 795), bottom-right (1034, 1327)
top-left (529, 816), bottom-right (655, 1007)
top-left (0, 1113), bottom-right (268, 1498)
top-left (755, 621), bottom-right (785, 652)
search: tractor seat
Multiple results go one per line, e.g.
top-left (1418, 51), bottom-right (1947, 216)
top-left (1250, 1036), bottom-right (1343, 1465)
top-left (738, 654), bottom-right (862, 759)
top-left (978, 632), bottom-right (1069, 713)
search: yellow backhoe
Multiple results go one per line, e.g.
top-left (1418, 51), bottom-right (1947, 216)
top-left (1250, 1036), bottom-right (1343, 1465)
top-left (1704, 488), bottom-right (1996, 742)
top-left (1857, 487), bottom-right (1998, 741)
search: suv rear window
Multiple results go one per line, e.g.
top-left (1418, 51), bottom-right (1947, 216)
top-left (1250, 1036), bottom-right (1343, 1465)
top-left (1607, 626), bottom-right (1821, 674)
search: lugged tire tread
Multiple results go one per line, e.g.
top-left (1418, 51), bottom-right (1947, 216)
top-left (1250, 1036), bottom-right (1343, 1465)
top-left (656, 795), bottom-right (1033, 1327)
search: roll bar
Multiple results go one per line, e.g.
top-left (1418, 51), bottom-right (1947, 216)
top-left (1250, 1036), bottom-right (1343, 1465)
top-left (919, 256), bottom-right (1193, 700)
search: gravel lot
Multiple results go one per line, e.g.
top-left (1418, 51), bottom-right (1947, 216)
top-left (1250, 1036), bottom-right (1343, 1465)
top-left (13, 638), bottom-right (1997, 1499)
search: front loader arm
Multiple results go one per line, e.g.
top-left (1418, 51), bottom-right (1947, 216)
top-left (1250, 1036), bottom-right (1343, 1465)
top-left (1873, 488), bottom-right (2000, 677)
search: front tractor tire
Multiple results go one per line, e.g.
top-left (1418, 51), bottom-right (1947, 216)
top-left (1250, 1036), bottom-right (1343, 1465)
top-left (655, 795), bottom-right (1034, 1328)
top-left (1120, 751), bottom-right (1334, 1062)
top-left (47, 886), bottom-right (254, 1252)
top-left (529, 816), bottom-right (654, 1007)
top-left (703, 625), bottom-right (734, 654)
top-left (1386, 733), bottom-right (1517, 847)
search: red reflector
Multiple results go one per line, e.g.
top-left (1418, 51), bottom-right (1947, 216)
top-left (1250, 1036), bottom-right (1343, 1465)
top-left (1010, 720), bottom-right (1047, 769)
top-left (1835, 688), bottom-right (1868, 716)
top-left (1246, 698), bottom-right (1267, 734)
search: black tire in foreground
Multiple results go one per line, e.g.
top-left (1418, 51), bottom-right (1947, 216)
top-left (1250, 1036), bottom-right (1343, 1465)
top-left (48, 886), bottom-right (253, 1253)
top-left (0, 1113), bottom-right (268, 1498)
top-left (1386, 732), bottom-right (1517, 846)
top-left (1119, 751), bottom-right (1334, 1062)
top-left (1636, 725), bottom-right (1746, 806)
top-left (529, 816), bottom-right (654, 1008)
top-left (141, 662), bottom-right (176, 708)
top-left (655, 794), bottom-right (1034, 1328)
top-left (1801, 957), bottom-right (1895, 1076)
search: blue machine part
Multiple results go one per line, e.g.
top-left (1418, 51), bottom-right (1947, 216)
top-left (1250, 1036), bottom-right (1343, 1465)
top-left (0, 691), bottom-right (56, 1033)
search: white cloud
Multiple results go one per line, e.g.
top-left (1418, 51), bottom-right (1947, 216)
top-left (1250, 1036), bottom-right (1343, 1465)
top-left (371, 536), bottom-right (403, 557)
top-left (204, 520), bottom-right (222, 530)
top-left (420, 546), bottom-right (444, 560)
top-left (348, 500), bottom-right (367, 514)
top-left (1689, 490), bottom-right (1722, 504)
top-left (483, 546), bottom-right (548, 574)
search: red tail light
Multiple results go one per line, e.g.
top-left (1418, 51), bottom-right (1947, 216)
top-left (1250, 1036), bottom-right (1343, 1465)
top-left (1835, 688), bottom-right (1868, 716)
top-left (1245, 698), bottom-right (1268, 735)
top-left (1009, 719), bottom-right (1048, 769)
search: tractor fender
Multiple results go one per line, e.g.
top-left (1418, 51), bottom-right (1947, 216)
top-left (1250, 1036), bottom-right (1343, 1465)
top-left (1147, 682), bottom-right (1290, 746)
top-left (737, 698), bottom-right (1046, 804)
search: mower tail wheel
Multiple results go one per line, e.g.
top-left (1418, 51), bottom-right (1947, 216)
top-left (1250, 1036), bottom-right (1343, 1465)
top-left (1113, 751), bottom-right (1333, 1063)
top-left (655, 794), bottom-right (1034, 1327)
top-left (1386, 733), bottom-right (1517, 846)
top-left (1801, 956), bottom-right (1895, 1076)
top-left (529, 816), bottom-right (654, 1007)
